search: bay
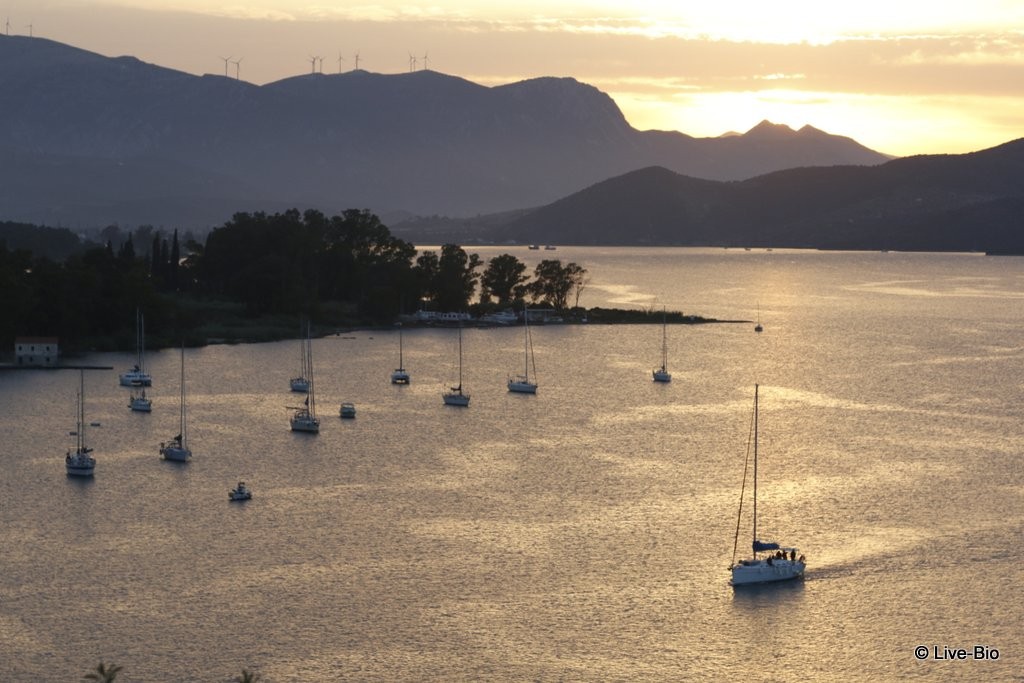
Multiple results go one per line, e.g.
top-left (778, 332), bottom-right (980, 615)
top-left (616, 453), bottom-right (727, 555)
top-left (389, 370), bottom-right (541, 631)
top-left (1, 247), bottom-right (1022, 681)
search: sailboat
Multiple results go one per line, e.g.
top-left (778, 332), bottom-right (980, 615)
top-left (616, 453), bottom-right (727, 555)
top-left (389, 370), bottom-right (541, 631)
top-left (507, 305), bottom-right (538, 394)
top-left (442, 325), bottom-right (470, 407)
top-left (66, 370), bottom-right (96, 476)
top-left (160, 345), bottom-right (192, 461)
top-left (289, 323), bottom-right (320, 432)
top-left (730, 384), bottom-right (806, 586)
top-left (390, 323), bottom-right (410, 384)
top-left (754, 303), bottom-right (763, 333)
top-left (290, 319), bottom-right (310, 392)
top-left (119, 308), bottom-right (152, 386)
top-left (128, 383), bottom-right (152, 412)
top-left (652, 307), bottom-right (672, 382)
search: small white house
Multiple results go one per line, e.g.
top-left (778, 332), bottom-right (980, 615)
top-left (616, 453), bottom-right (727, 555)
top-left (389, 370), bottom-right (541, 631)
top-left (15, 337), bottom-right (59, 367)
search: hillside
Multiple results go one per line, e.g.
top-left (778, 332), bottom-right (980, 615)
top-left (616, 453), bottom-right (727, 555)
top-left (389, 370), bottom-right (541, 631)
top-left (465, 139), bottom-right (1024, 253)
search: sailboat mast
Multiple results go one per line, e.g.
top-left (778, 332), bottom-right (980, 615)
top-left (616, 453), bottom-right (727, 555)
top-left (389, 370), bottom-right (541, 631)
top-left (399, 325), bottom-right (404, 367)
top-left (78, 369), bottom-right (86, 452)
top-left (458, 326), bottom-right (464, 389)
top-left (179, 345), bottom-right (187, 447)
top-left (753, 383), bottom-right (759, 549)
top-left (307, 327), bottom-right (315, 415)
top-left (662, 307), bottom-right (668, 371)
top-left (523, 306), bottom-right (529, 380)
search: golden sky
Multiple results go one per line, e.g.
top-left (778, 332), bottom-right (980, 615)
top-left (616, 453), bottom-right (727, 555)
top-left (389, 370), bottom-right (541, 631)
top-left (7, 0), bottom-right (1024, 156)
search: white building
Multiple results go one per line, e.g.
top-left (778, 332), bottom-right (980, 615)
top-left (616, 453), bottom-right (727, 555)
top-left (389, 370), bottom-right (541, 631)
top-left (15, 337), bottom-right (59, 367)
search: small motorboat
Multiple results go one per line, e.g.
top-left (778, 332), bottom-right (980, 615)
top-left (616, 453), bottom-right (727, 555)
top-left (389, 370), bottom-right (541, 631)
top-left (229, 481), bottom-right (252, 501)
top-left (339, 402), bottom-right (356, 419)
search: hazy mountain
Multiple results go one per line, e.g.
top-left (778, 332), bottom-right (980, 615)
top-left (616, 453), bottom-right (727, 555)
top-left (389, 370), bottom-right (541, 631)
top-left (464, 138), bottom-right (1024, 253)
top-left (0, 35), bottom-right (890, 228)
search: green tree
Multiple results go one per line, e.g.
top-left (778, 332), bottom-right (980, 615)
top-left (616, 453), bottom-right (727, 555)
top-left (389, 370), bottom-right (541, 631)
top-left (434, 243), bottom-right (482, 312)
top-left (528, 259), bottom-right (587, 309)
top-left (480, 253), bottom-right (528, 306)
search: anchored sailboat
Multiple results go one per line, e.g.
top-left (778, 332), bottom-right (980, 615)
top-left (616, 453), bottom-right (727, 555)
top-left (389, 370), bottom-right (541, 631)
top-left (507, 305), bottom-right (538, 394)
top-left (391, 323), bottom-right (410, 384)
top-left (290, 319), bottom-right (311, 392)
top-left (730, 384), bottom-right (806, 586)
top-left (160, 345), bottom-right (192, 461)
top-left (119, 308), bottom-right (152, 387)
top-left (66, 370), bottom-right (96, 477)
top-left (442, 325), bottom-right (470, 407)
top-left (289, 323), bottom-right (320, 432)
top-left (653, 307), bottom-right (671, 382)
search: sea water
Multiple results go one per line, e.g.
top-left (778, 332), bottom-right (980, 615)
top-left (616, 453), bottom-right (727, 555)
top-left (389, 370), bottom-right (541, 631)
top-left (1, 248), bottom-right (1021, 681)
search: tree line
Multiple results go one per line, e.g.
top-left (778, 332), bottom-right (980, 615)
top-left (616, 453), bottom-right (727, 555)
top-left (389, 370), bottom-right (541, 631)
top-left (1, 209), bottom-right (587, 350)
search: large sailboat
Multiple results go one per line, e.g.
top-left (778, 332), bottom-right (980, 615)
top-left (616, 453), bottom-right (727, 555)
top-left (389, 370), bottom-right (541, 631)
top-left (442, 325), bottom-right (470, 407)
top-left (160, 345), bottom-right (192, 461)
top-left (289, 324), bottom-right (320, 432)
top-left (730, 384), bottom-right (806, 586)
top-left (507, 305), bottom-right (538, 394)
top-left (119, 308), bottom-right (152, 387)
top-left (66, 370), bottom-right (96, 477)
top-left (652, 307), bottom-right (672, 382)
top-left (390, 323), bottom-right (410, 384)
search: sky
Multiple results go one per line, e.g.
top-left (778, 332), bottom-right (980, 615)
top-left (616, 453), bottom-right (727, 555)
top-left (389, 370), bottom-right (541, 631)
top-left (6, 0), bottom-right (1024, 156)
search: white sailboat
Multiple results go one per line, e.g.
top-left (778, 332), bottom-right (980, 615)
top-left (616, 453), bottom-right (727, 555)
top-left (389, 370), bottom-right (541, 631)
top-left (128, 383), bottom-right (152, 412)
top-left (390, 323), bottom-right (410, 384)
top-left (160, 345), bottom-right (192, 461)
top-left (289, 323), bottom-right (320, 432)
top-left (66, 370), bottom-right (96, 477)
top-left (730, 384), bottom-right (806, 586)
top-left (442, 325), bottom-right (470, 407)
top-left (652, 307), bottom-right (672, 382)
top-left (290, 319), bottom-right (310, 392)
top-left (507, 305), bottom-right (538, 394)
top-left (119, 308), bottom-right (152, 386)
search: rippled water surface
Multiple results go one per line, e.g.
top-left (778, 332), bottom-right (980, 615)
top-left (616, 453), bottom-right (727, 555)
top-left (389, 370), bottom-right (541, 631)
top-left (2, 248), bottom-right (1022, 681)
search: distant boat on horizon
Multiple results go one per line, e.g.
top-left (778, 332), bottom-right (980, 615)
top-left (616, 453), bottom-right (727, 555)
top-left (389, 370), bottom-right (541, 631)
top-left (290, 319), bottom-right (310, 393)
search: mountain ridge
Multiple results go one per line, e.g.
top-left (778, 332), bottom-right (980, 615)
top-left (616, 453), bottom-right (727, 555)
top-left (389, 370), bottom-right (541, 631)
top-left (1, 34), bottom-right (892, 227)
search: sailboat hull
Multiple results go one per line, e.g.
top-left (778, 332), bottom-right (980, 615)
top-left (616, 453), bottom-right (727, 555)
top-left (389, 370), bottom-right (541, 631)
top-left (290, 378), bottom-right (310, 393)
top-left (507, 378), bottom-right (537, 394)
top-left (652, 369), bottom-right (671, 382)
top-left (290, 414), bottom-right (321, 432)
top-left (391, 370), bottom-right (410, 384)
top-left (119, 372), bottom-right (151, 387)
top-left (443, 392), bottom-right (470, 406)
top-left (65, 452), bottom-right (95, 477)
top-left (160, 445), bottom-right (192, 462)
top-left (731, 559), bottom-right (805, 585)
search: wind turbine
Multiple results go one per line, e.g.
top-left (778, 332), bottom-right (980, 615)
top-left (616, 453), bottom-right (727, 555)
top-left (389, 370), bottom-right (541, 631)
top-left (26, 22), bottom-right (32, 37)
top-left (422, 51), bottom-right (429, 71)
top-left (231, 57), bottom-right (243, 80)
top-left (337, 52), bottom-right (345, 73)
top-left (220, 56), bottom-right (232, 77)
top-left (308, 55), bottom-right (318, 74)
top-left (408, 53), bottom-right (418, 72)
top-left (354, 50), bottom-right (361, 71)
top-left (4, 17), bottom-right (10, 36)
